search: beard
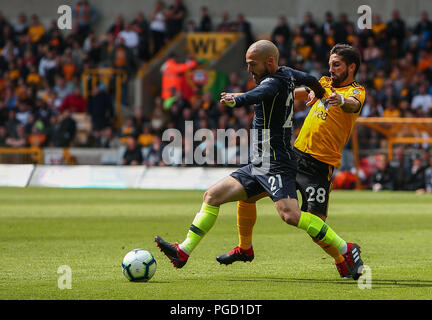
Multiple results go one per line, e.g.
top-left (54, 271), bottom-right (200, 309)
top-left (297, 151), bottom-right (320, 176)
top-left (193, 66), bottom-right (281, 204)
top-left (331, 69), bottom-right (348, 87)
top-left (253, 66), bottom-right (271, 82)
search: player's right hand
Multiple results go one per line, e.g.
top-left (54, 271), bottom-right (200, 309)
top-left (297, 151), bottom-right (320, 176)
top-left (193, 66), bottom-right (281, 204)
top-left (305, 90), bottom-right (316, 106)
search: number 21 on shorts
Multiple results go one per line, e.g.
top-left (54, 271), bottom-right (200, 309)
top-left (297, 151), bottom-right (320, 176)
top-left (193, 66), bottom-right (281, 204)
top-left (268, 174), bottom-right (283, 192)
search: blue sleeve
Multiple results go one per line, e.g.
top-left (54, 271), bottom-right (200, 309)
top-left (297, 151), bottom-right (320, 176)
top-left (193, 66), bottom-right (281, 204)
top-left (234, 78), bottom-right (281, 106)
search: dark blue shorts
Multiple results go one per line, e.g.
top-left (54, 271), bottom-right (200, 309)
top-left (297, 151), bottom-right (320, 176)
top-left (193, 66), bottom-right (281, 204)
top-left (230, 164), bottom-right (297, 202)
top-left (294, 148), bottom-right (334, 216)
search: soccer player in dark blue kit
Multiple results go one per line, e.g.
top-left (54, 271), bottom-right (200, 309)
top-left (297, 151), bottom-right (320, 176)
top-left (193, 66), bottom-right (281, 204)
top-left (155, 40), bottom-right (351, 270)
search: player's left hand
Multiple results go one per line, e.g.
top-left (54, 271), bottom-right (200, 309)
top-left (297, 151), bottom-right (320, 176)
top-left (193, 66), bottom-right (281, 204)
top-left (326, 87), bottom-right (343, 106)
top-left (220, 92), bottom-right (241, 107)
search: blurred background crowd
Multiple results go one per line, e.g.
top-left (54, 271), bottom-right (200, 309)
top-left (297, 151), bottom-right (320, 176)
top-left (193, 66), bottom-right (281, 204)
top-left (0, 0), bottom-right (432, 191)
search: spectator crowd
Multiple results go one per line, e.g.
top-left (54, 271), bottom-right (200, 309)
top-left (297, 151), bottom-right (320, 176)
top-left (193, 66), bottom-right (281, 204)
top-left (0, 1), bottom-right (432, 191)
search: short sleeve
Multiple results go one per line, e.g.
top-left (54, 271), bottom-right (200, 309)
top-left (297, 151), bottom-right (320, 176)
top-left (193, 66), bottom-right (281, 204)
top-left (347, 85), bottom-right (366, 108)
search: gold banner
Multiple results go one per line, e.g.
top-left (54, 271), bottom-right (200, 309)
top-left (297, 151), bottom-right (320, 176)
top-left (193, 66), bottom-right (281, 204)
top-left (187, 33), bottom-right (238, 60)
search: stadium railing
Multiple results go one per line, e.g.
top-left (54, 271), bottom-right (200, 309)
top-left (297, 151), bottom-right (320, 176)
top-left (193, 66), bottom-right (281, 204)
top-left (351, 117), bottom-right (432, 189)
top-left (0, 147), bottom-right (43, 164)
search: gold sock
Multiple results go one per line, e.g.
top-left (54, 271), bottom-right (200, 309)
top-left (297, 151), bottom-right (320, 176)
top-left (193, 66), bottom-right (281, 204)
top-left (237, 201), bottom-right (257, 250)
top-left (312, 238), bottom-right (345, 263)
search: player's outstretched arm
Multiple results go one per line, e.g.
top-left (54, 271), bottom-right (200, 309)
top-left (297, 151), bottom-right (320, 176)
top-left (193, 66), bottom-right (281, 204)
top-left (221, 79), bottom-right (280, 107)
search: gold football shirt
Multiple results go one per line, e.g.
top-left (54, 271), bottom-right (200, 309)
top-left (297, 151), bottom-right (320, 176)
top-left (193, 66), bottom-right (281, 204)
top-left (294, 76), bottom-right (366, 168)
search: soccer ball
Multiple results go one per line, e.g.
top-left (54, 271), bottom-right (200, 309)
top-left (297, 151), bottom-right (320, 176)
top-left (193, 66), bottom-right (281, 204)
top-left (122, 249), bottom-right (157, 282)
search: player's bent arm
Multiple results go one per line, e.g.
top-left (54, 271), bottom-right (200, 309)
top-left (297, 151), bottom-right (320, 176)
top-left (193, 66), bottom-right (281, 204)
top-left (341, 97), bottom-right (362, 113)
top-left (290, 68), bottom-right (327, 99)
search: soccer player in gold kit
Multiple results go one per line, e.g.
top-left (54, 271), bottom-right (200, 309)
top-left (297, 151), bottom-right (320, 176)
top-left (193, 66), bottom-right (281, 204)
top-left (217, 44), bottom-right (366, 279)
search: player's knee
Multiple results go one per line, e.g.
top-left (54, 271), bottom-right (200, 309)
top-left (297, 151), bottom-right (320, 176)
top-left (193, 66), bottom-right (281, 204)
top-left (280, 213), bottom-right (297, 226)
top-left (203, 190), bottom-right (211, 203)
top-left (203, 189), bottom-right (219, 206)
top-left (277, 205), bottom-right (298, 226)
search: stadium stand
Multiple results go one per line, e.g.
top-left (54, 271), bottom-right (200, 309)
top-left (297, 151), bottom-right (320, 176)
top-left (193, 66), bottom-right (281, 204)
top-left (0, 1), bottom-right (432, 191)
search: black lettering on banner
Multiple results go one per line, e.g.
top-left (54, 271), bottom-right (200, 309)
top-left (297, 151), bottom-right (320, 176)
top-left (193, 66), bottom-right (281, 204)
top-left (191, 38), bottom-right (216, 55)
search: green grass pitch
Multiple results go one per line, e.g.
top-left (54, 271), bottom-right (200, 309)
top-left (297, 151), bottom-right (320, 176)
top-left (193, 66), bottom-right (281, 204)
top-left (0, 186), bottom-right (431, 300)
